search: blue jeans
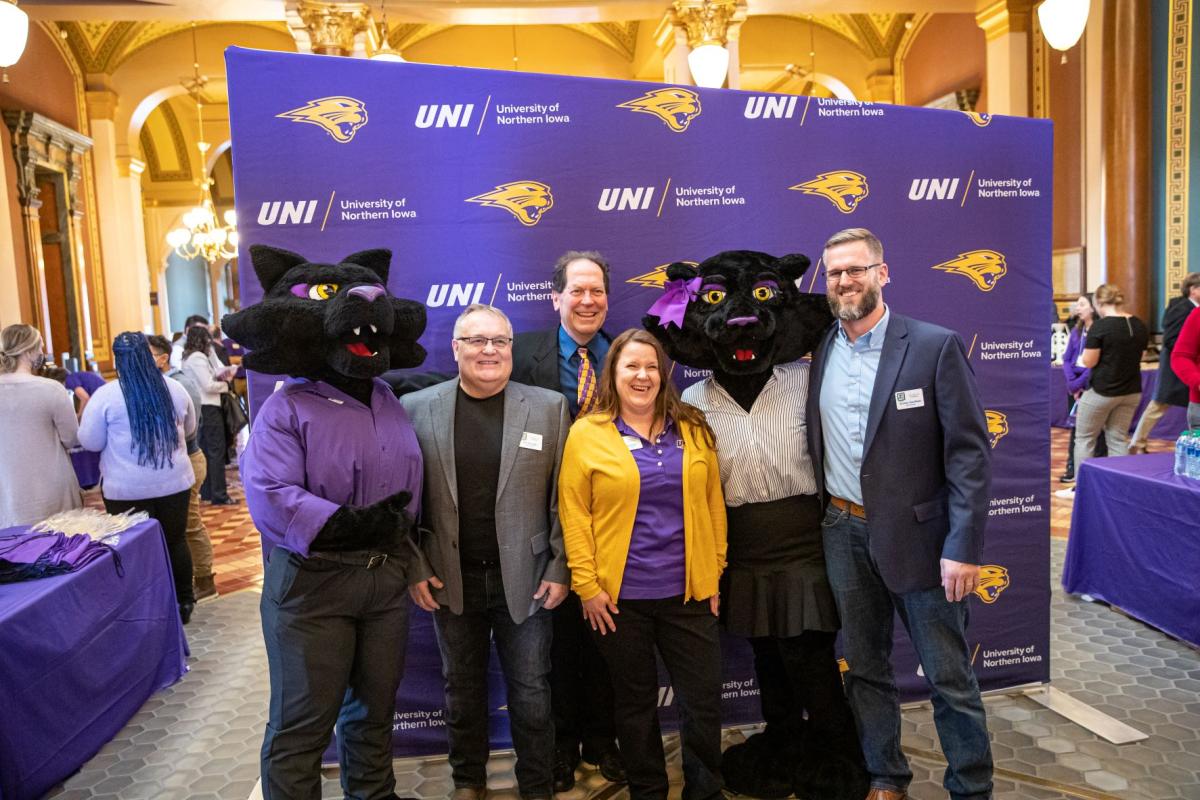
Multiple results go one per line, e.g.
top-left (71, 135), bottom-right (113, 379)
top-left (433, 565), bottom-right (553, 797)
top-left (821, 506), bottom-right (993, 800)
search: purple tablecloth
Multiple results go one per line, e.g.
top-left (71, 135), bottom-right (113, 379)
top-left (1049, 366), bottom-right (1188, 438)
top-left (0, 519), bottom-right (187, 799)
top-left (1062, 454), bottom-right (1200, 647)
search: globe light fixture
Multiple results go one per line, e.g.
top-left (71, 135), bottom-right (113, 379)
top-left (1038, 0), bottom-right (1090, 52)
top-left (0, 0), bottom-right (30, 76)
top-left (687, 43), bottom-right (730, 89)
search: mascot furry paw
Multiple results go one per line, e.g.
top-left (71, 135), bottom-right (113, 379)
top-left (644, 250), bottom-right (867, 800)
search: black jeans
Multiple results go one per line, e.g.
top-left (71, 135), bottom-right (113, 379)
top-left (433, 565), bottom-right (554, 798)
top-left (259, 549), bottom-right (410, 800)
top-left (103, 489), bottom-right (193, 606)
top-left (591, 596), bottom-right (723, 800)
top-left (199, 404), bottom-right (229, 502)
top-left (550, 591), bottom-right (618, 760)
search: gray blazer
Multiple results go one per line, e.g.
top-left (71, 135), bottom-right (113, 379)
top-left (400, 378), bottom-right (571, 623)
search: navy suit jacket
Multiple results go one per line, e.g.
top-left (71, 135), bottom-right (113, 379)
top-left (806, 312), bottom-right (992, 594)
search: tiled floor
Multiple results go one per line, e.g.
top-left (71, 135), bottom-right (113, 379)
top-left (50, 428), bottom-right (1197, 800)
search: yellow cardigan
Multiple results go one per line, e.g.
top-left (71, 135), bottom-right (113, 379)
top-left (558, 414), bottom-right (727, 603)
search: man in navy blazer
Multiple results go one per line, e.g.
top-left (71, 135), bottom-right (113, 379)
top-left (806, 228), bottom-right (993, 800)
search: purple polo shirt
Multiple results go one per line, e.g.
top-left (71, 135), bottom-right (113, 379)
top-left (240, 377), bottom-right (422, 558)
top-left (615, 416), bottom-right (686, 600)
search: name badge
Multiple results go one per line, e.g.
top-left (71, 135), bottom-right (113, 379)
top-left (895, 388), bottom-right (925, 410)
top-left (519, 432), bottom-right (543, 451)
top-left (622, 435), bottom-right (643, 451)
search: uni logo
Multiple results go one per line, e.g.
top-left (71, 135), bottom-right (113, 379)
top-left (973, 565), bottom-right (1011, 603)
top-left (276, 97), bottom-right (368, 143)
top-left (743, 95), bottom-right (799, 119)
top-left (963, 111), bottom-right (991, 127)
top-left (465, 181), bottom-right (554, 226)
top-left (257, 200), bottom-right (318, 226)
top-left (625, 261), bottom-right (699, 289)
top-left (598, 186), bottom-right (656, 212)
top-left (617, 88), bottom-right (702, 132)
top-left (932, 249), bottom-right (1007, 291)
top-left (789, 171), bottom-right (870, 214)
top-left (427, 282), bottom-right (486, 308)
top-left (985, 410), bottom-right (1009, 448)
top-left (908, 178), bottom-right (961, 201)
top-left (415, 103), bottom-right (475, 129)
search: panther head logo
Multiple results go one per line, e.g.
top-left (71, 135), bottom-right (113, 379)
top-left (985, 409), bottom-right (1009, 449)
top-left (789, 171), bottom-right (870, 214)
top-left (277, 97), bottom-right (369, 143)
top-left (932, 249), bottom-right (1007, 292)
top-left (617, 88), bottom-right (702, 132)
top-left (973, 565), bottom-right (1011, 604)
top-left (465, 181), bottom-right (554, 226)
top-left (627, 262), bottom-right (699, 290)
top-left (963, 111), bottom-right (992, 127)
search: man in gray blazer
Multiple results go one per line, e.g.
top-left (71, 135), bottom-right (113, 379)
top-left (402, 303), bottom-right (570, 800)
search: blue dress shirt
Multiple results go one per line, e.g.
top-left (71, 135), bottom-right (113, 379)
top-left (819, 306), bottom-right (891, 506)
top-left (557, 325), bottom-right (610, 418)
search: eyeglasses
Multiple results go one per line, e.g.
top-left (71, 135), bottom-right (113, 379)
top-left (455, 336), bottom-right (513, 350)
top-left (825, 263), bottom-right (882, 282)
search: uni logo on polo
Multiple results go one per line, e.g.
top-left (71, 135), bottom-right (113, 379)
top-left (276, 97), bottom-right (368, 143)
top-left (973, 565), bottom-right (1011, 603)
top-left (617, 88), bottom-right (702, 132)
top-left (465, 181), bottom-right (554, 226)
top-left (414, 103), bottom-right (475, 129)
top-left (931, 249), bottom-right (1007, 292)
top-left (985, 410), bottom-right (1009, 448)
top-left (789, 171), bottom-right (870, 214)
top-left (598, 186), bottom-right (656, 212)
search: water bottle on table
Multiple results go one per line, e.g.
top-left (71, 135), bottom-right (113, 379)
top-left (1189, 431), bottom-right (1200, 480)
top-left (1177, 430), bottom-right (1191, 476)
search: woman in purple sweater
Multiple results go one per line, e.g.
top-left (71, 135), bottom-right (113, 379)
top-left (79, 332), bottom-right (198, 622)
top-left (1060, 293), bottom-right (1106, 482)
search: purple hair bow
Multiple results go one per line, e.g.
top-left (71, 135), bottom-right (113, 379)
top-left (647, 277), bottom-right (701, 329)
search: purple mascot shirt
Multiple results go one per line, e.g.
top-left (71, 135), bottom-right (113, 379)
top-left (240, 377), bottom-right (423, 558)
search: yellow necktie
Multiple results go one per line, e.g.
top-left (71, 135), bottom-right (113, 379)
top-left (576, 347), bottom-right (597, 416)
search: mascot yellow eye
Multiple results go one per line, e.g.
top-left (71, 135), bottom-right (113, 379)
top-left (702, 289), bottom-right (726, 305)
top-left (308, 283), bottom-right (339, 300)
top-left (753, 285), bottom-right (777, 302)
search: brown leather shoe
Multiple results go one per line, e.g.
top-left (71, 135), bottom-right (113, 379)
top-left (864, 789), bottom-right (908, 800)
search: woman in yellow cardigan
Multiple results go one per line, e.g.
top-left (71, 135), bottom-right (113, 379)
top-left (558, 328), bottom-right (727, 800)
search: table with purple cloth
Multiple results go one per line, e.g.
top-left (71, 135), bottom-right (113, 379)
top-left (1049, 365), bottom-right (1188, 437)
top-left (1062, 454), bottom-right (1200, 648)
top-left (0, 519), bottom-right (187, 799)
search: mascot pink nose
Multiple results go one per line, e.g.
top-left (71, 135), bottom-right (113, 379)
top-left (348, 285), bottom-right (386, 302)
top-left (726, 316), bottom-right (758, 327)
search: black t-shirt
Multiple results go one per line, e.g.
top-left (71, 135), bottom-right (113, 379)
top-left (1085, 315), bottom-right (1149, 396)
top-left (454, 386), bottom-right (504, 564)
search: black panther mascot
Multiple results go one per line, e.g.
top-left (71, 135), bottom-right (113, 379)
top-left (644, 250), bottom-right (868, 800)
top-left (224, 244), bottom-right (427, 799)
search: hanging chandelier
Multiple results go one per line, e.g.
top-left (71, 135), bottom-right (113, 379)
top-left (166, 24), bottom-right (238, 264)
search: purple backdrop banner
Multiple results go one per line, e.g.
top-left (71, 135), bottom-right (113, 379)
top-left (226, 47), bottom-right (1053, 758)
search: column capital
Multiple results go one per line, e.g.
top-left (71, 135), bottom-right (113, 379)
top-left (975, 0), bottom-right (1033, 41)
top-left (669, 0), bottom-right (747, 50)
top-left (117, 156), bottom-right (146, 178)
top-left (85, 89), bottom-right (119, 121)
top-left (286, 0), bottom-right (373, 56)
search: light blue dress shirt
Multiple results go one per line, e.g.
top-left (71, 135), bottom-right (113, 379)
top-left (819, 306), bottom-right (891, 506)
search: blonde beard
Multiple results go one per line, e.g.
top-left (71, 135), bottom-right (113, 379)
top-left (828, 284), bottom-right (880, 322)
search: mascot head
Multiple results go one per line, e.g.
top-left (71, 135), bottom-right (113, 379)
top-left (466, 181), bottom-right (554, 226)
top-left (642, 250), bottom-right (832, 377)
top-left (221, 245), bottom-right (426, 380)
top-left (276, 97), bottom-right (368, 143)
top-left (617, 88), bottom-right (702, 132)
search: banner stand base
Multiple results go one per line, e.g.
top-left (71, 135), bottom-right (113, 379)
top-left (1021, 685), bottom-right (1147, 744)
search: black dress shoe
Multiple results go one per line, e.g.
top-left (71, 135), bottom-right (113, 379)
top-left (553, 751), bottom-right (578, 793)
top-left (179, 602), bottom-right (195, 625)
top-left (1059, 472), bottom-right (1075, 484)
top-left (594, 749), bottom-right (626, 784)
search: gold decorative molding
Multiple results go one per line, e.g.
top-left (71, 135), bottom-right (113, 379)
top-left (892, 13), bottom-right (930, 105)
top-left (975, 0), bottom-right (1032, 42)
top-left (1031, 10), bottom-right (1049, 118)
top-left (291, 0), bottom-right (372, 56)
top-left (669, 0), bottom-right (747, 49)
top-left (566, 22), bottom-right (640, 61)
top-left (139, 99), bottom-right (193, 184)
top-left (1164, 0), bottom-right (1192, 301)
top-left (845, 13), bottom-right (913, 59)
top-left (85, 89), bottom-right (119, 122)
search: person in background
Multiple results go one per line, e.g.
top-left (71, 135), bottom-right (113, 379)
top-left (181, 325), bottom-right (236, 505)
top-left (149, 334), bottom-right (218, 600)
top-left (170, 314), bottom-right (219, 369)
top-left (1072, 283), bottom-right (1149, 481)
top-left (1129, 273), bottom-right (1200, 452)
top-left (1059, 294), bottom-right (1107, 484)
top-left (79, 332), bottom-right (198, 623)
top-left (1170, 304), bottom-right (1200, 431)
top-left (0, 324), bottom-right (83, 528)
top-left (558, 328), bottom-right (726, 800)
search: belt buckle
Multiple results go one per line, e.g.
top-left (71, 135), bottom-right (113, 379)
top-left (367, 553), bottom-right (388, 570)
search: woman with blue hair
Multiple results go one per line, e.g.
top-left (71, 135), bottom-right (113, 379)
top-left (79, 332), bottom-right (199, 623)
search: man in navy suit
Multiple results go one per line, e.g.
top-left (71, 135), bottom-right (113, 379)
top-left (806, 228), bottom-right (993, 800)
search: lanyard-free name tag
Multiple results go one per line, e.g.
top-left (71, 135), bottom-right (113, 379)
top-left (895, 388), bottom-right (925, 410)
top-left (622, 435), bottom-right (643, 451)
top-left (519, 432), bottom-right (543, 451)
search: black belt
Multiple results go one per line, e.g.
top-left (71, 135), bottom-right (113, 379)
top-left (461, 557), bottom-right (502, 570)
top-left (308, 550), bottom-right (392, 569)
